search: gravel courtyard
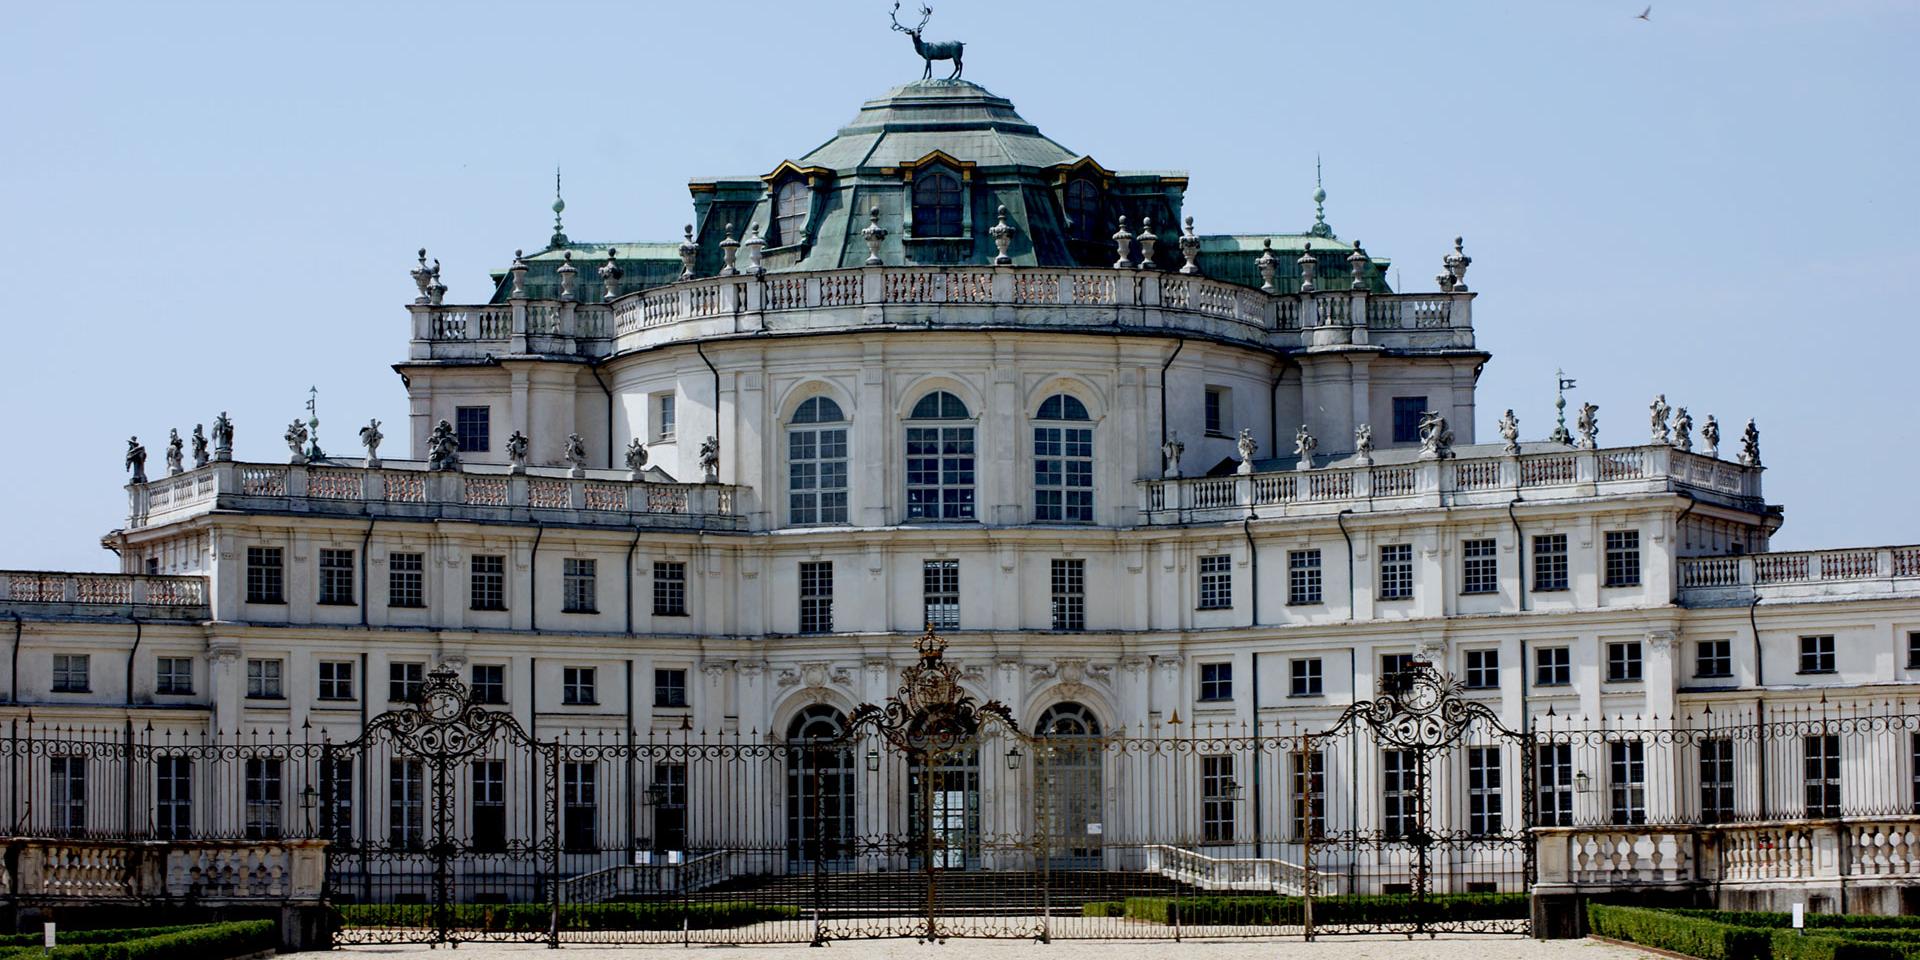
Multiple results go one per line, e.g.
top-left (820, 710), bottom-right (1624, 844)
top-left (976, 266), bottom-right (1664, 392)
top-left (305, 935), bottom-right (1649, 960)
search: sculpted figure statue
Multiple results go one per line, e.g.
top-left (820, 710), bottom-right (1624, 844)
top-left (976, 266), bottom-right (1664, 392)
top-left (625, 437), bottom-right (649, 480)
top-left (1672, 408), bottom-right (1693, 452)
top-left (1701, 415), bottom-right (1721, 458)
top-left (165, 429), bottom-right (185, 476)
top-left (1354, 423), bottom-right (1374, 464)
top-left (285, 419), bottom-right (310, 464)
top-left (1497, 409), bottom-right (1520, 455)
top-left (1575, 402), bottom-right (1599, 450)
top-left (699, 435), bottom-right (721, 482)
top-left (1649, 394), bottom-right (1671, 444)
top-left (505, 430), bottom-right (529, 474)
top-left (889, 2), bottom-right (964, 81)
top-left (564, 433), bottom-right (589, 478)
top-left (125, 436), bottom-right (148, 484)
top-left (1418, 411), bottom-right (1455, 460)
top-left (190, 424), bottom-right (209, 468)
top-left (1235, 428), bottom-right (1258, 475)
top-left (1293, 424), bottom-right (1317, 471)
top-left (359, 419), bottom-right (384, 467)
top-left (1160, 432), bottom-right (1184, 479)
top-left (427, 419), bottom-right (460, 471)
top-left (211, 411), bottom-right (234, 461)
top-left (1739, 419), bottom-right (1761, 467)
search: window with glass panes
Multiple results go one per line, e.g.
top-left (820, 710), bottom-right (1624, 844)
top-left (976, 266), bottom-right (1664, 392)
top-left (470, 555), bottom-right (506, 611)
top-left (1197, 555), bottom-right (1232, 610)
top-left (389, 661), bottom-right (425, 703)
top-left (1288, 549), bottom-right (1323, 605)
top-left (788, 397), bottom-right (849, 526)
top-left (1064, 179), bottom-right (1101, 243)
top-left (1696, 639), bottom-right (1732, 678)
top-left (1800, 635), bottom-right (1836, 674)
top-left (156, 656), bottom-right (192, 695)
top-left (1204, 388), bottom-right (1228, 435)
top-left (246, 658), bottom-right (283, 699)
top-left (1701, 737), bottom-right (1735, 823)
top-left (245, 757), bottom-right (283, 839)
top-left (1538, 743), bottom-right (1574, 826)
top-left (1606, 641), bottom-right (1643, 682)
top-left (1535, 647), bottom-right (1571, 686)
top-left (1468, 746), bottom-right (1503, 836)
top-left (318, 548), bottom-right (355, 605)
top-left (654, 668), bottom-right (688, 708)
top-left (905, 392), bottom-right (975, 521)
top-left (653, 561), bottom-right (687, 616)
top-left (388, 552), bottom-right (425, 608)
top-left (563, 667), bottom-right (597, 705)
top-left (1201, 755), bottom-right (1236, 843)
top-left (317, 660), bottom-right (354, 701)
top-left (49, 756), bottom-right (84, 837)
top-left (51, 654), bottom-right (89, 693)
top-left (1050, 559), bottom-right (1085, 631)
top-left (1461, 538), bottom-right (1499, 594)
top-left (1609, 740), bottom-right (1647, 825)
top-left (1600, 530), bottom-right (1641, 588)
top-left (1033, 394), bottom-right (1093, 523)
top-left (1392, 397), bottom-right (1427, 443)
top-left (246, 546), bottom-right (284, 603)
top-left (655, 394), bottom-right (677, 441)
top-left (563, 761), bottom-right (597, 852)
top-left (1380, 653), bottom-right (1416, 688)
top-left (472, 664), bottom-right (506, 705)
top-left (912, 172), bottom-right (963, 237)
top-left (562, 558), bottom-right (597, 613)
top-left (799, 561), bottom-right (834, 634)
top-left (1805, 734), bottom-right (1841, 817)
top-left (389, 759), bottom-right (425, 850)
top-left (471, 760), bottom-right (506, 852)
top-left (1912, 734), bottom-right (1920, 814)
top-left (322, 759), bottom-right (353, 842)
top-left (1291, 750), bottom-right (1325, 839)
top-left (156, 756), bottom-right (191, 840)
top-left (1532, 534), bottom-right (1569, 592)
top-left (652, 763), bottom-right (688, 852)
top-left (1383, 750), bottom-right (1416, 839)
top-left (1465, 649), bottom-right (1500, 689)
top-left (922, 559), bottom-right (960, 631)
top-left (1908, 632), bottom-right (1920, 669)
top-left (455, 406), bottom-right (490, 453)
top-left (1378, 543), bottom-right (1413, 600)
top-left (1199, 662), bottom-right (1233, 702)
top-left (1290, 658), bottom-right (1322, 697)
top-left (774, 180), bottom-right (810, 247)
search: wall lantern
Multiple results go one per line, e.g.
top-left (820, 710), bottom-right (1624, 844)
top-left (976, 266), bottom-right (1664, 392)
top-left (866, 748), bottom-right (881, 772)
top-left (1574, 771), bottom-right (1593, 794)
top-left (1006, 746), bottom-right (1024, 770)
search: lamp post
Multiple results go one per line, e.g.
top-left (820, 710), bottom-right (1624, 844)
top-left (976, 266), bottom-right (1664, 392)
top-left (299, 784), bottom-right (318, 836)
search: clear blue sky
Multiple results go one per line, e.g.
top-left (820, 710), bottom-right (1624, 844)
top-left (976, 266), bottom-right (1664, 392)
top-left (1, 1), bottom-right (1913, 571)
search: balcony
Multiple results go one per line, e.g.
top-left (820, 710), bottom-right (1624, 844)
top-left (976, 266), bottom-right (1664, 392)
top-left (0, 571), bottom-right (208, 619)
top-left (1679, 545), bottom-right (1920, 606)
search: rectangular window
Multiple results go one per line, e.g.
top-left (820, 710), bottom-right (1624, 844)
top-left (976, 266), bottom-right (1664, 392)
top-left (1033, 420), bottom-right (1094, 523)
top-left (1050, 559), bottom-right (1085, 632)
top-left (1465, 649), bottom-right (1500, 690)
top-left (652, 763), bottom-right (688, 852)
top-left (1912, 734), bottom-right (1920, 814)
top-left (322, 759), bottom-right (354, 842)
top-left (1461, 538), bottom-right (1499, 595)
top-left (49, 756), bottom-right (84, 837)
top-left (470, 555), bottom-right (506, 611)
top-left (563, 666), bottom-right (597, 706)
top-left (389, 661), bottom-right (425, 704)
top-left (471, 664), bottom-right (506, 705)
top-left (1197, 555), bottom-right (1232, 610)
top-left (1696, 639), bottom-right (1733, 679)
top-left (1701, 737), bottom-right (1735, 823)
top-left (1532, 534), bottom-right (1569, 592)
top-left (1291, 751), bottom-right (1325, 840)
top-left (1805, 733), bottom-right (1841, 817)
top-left (562, 558), bottom-right (597, 614)
top-left (51, 654), bottom-right (89, 693)
top-left (654, 393), bottom-right (677, 442)
top-left (788, 423), bottom-right (850, 525)
top-left (1201, 755), bottom-right (1236, 843)
top-left (1377, 543), bottom-right (1414, 600)
top-left (1609, 740), bottom-right (1647, 826)
top-left (246, 546), bottom-right (284, 604)
top-left (1909, 632), bottom-right (1920, 670)
top-left (246, 658), bottom-right (284, 699)
top-left (1380, 653), bottom-right (1416, 688)
top-left (156, 656), bottom-right (193, 695)
top-left (245, 757), bottom-right (283, 839)
top-left (156, 756), bottom-right (191, 840)
top-left (799, 561), bottom-right (834, 634)
top-left (1288, 549), bottom-right (1323, 605)
top-left (1199, 662), bottom-right (1233, 702)
top-left (317, 548), bottom-right (355, 605)
top-left (388, 552), bottom-right (425, 608)
top-left (1289, 658), bottom-right (1323, 697)
top-left (1391, 397), bottom-right (1427, 444)
top-left (1604, 531), bottom-right (1642, 588)
top-left (1468, 746), bottom-right (1503, 837)
top-left (1204, 387), bottom-right (1230, 436)
top-left (455, 406), bottom-right (490, 453)
top-left (1383, 750), bottom-right (1416, 839)
top-left (653, 561), bottom-right (688, 617)
top-left (471, 760), bottom-right (506, 853)
top-left (563, 761), bottom-right (597, 852)
top-left (905, 424), bottom-right (977, 521)
top-left (317, 660), bottom-right (355, 701)
top-left (1606, 641), bottom-right (1643, 683)
top-left (923, 559), bottom-right (960, 630)
top-left (1799, 635), bottom-right (1836, 675)
top-left (1537, 743), bottom-right (1573, 827)
top-left (389, 759), bottom-right (425, 851)
top-left (654, 668), bottom-right (688, 708)
top-left (1535, 647), bottom-right (1571, 687)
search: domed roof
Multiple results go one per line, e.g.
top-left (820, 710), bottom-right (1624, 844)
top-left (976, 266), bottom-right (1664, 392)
top-left (795, 79), bottom-right (1080, 172)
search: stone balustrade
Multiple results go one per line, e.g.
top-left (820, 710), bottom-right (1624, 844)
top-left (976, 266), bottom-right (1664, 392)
top-left (1143, 843), bottom-right (1308, 895)
top-left (128, 460), bottom-right (744, 533)
top-left (411, 264), bottom-right (1476, 361)
top-left (1140, 443), bottom-right (1760, 525)
top-left (1680, 546), bottom-right (1920, 605)
top-left (7, 837), bottom-right (325, 904)
top-left (1538, 819), bottom-right (1920, 896)
top-left (0, 571), bottom-right (209, 619)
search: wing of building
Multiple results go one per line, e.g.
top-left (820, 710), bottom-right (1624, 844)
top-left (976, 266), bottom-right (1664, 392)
top-left (4, 72), bottom-right (1915, 944)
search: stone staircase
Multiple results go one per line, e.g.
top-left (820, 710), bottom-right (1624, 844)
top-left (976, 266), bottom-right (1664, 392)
top-left (688, 869), bottom-right (1199, 917)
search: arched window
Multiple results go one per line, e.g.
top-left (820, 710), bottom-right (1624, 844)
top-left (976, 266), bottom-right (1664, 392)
top-left (774, 181), bottom-right (810, 247)
top-left (1034, 393), bottom-right (1093, 523)
top-left (906, 390), bottom-right (974, 521)
top-left (1036, 701), bottom-right (1102, 737)
top-left (912, 172), bottom-right (963, 238)
top-left (786, 705), bottom-right (852, 868)
top-left (788, 396), bottom-right (848, 526)
top-left (1035, 701), bottom-right (1102, 868)
top-left (1064, 180), bottom-right (1101, 243)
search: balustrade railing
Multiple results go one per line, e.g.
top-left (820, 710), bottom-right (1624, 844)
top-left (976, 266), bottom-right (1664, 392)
top-left (0, 571), bottom-right (207, 614)
top-left (8, 838), bottom-right (325, 904)
top-left (1142, 844), bottom-right (1307, 895)
top-left (1679, 545), bottom-right (1920, 599)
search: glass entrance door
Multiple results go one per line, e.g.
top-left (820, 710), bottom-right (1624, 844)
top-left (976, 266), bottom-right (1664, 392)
top-left (910, 748), bottom-right (980, 870)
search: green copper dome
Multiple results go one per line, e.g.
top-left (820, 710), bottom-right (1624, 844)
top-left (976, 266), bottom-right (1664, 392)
top-left (795, 79), bottom-right (1080, 172)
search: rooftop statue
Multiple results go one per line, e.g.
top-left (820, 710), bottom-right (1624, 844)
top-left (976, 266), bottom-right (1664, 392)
top-left (1739, 419), bottom-right (1762, 467)
top-left (625, 438), bottom-right (650, 481)
top-left (428, 419), bottom-right (460, 472)
top-left (165, 429), bottom-right (185, 476)
top-left (360, 418), bottom-right (384, 469)
top-left (125, 436), bottom-right (148, 485)
top-left (1498, 409), bottom-right (1520, 455)
top-left (1418, 411), bottom-right (1455, 460)
top-left (211, 411), bottom-right (234, 462)
top-left (1160, 432), bottom-right (1183, 479)
top-left (1235, 429), bottom-right (1258, 475)
top-left (565, 433), bottom-right (589, 478)
top-left (1575, 402), bottom-right (1599, 450)
top-left (1354, 423), bottom-right (1374, 465)
top-left (1293, 424), bottom-right (1317, 471)
top-left (1702, 415), bottom-right (1721, 458)
top-left (285, 419), bottom-right (310, 465)
top-left (891, 2), bottom-right (964, 81)
top-left (506, 431), bottom-right (529, 474)
top-left (1672, 408), bottom-right (1693, 452)
top-left (190, 424), bottom-right (209, 468)
top-left (1649, 394), bottom-right (1671, 444)
top-left (699, 435), bottom-right (721, 483)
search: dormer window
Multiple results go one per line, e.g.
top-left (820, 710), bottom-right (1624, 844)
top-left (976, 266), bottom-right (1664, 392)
top-left (774, 180), bottom-right (810, 248)
top-left (1064, 179), bottom-right (1101, 242)
top-left (912, 172), bottom-right (964, 238)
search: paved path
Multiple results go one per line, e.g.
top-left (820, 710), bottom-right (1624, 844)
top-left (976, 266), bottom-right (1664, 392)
top-left (305, 935), bottom-right (1649, 959)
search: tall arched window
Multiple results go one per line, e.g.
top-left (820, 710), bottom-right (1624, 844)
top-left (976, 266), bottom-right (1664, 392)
top-left (906, 391), bottom-right (974, 522)
top-left (1064, 180), bottom-right (1101, 243)
top-left (788, 396), bottom-right (848, 526)
top-left (785, 705), bottom-right (853, 868)
top-left (774, 181), bottom-right (810, 247)
top-left (1034, 393), bottom-right (1093, 523)
top-left (912, 172), bottom-right (963, 238)
top-left (1035, 702), bottom-right (1102, 868)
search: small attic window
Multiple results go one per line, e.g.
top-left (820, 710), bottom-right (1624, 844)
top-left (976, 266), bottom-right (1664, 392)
top-left (774, 181), bottom-right (810, 247)
top-left (1064, 179), bottom-right (1101, 243)
top-left (912, 172), bottom-right (963, 238)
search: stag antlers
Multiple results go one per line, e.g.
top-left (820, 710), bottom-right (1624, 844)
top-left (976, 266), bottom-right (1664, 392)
top-left (889, 1), bottom-right (932, 34)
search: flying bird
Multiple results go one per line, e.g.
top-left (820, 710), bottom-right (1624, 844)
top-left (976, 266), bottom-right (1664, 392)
top-left (1636, 5), bottom-right (1652, 19)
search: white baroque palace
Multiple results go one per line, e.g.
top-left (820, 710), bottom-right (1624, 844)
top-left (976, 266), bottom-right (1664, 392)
top-left (7, 75), bottom-right (1920, 932)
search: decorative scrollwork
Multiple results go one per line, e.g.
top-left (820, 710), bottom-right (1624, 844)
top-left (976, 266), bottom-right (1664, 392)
top-left (348, 665), bottom-right (536, 763)
top-left (1329, 661), bottom-right (1519, 751)
top-left (845, 627), bottom-right (1015, 755)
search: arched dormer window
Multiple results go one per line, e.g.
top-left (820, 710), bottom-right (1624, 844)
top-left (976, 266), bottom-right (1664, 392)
top-left (788, 396), bottom-right (847, 526)
top-left (774, 181), bottom-right (811, 248)
top-left (906, 390), bottom-right (974, 521)
top-left (1064, 180), bottom-right (1101, 243)
top-left (912, 172), bottom-right (964, 238)
top-left (1034, 393), bottom-right (1092, 523)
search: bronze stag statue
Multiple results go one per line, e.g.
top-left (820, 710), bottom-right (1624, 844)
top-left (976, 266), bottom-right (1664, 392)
top-left (890, 2), bottom-right (964, 81)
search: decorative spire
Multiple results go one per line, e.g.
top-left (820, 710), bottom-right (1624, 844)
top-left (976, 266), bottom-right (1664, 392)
top-left (305, 385), bottom-right (323, 460)
top-left (1308, 155), bottom-right (1334, 239)
top-left (549, 167), bottom-right (569, 248)
top-left (1551, 369), bottom-right (1577, 445)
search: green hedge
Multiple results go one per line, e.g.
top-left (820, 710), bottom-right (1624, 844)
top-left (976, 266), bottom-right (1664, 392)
top-left (337, 901), bottom-right (799, 932)
top-left (1589, 904), bottom-right (1920, 960)
top-left (1670, 911), bottom-right (1920, 932)
top-left (0, 921), bottom-right (276, 960)
top-left (1081, 901), bottom-right (1124, 918)
top-left (1121, 892), bottom-right (1527, 926)
top-left (0, 928), bottom-right (201, 949)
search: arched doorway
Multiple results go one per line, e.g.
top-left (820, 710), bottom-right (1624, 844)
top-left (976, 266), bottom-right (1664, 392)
top-left (1035, 702), bottom-right (1103, 869)
top-left (908, 742), bottom-right (980, 870)
top-left (785, 705), bottom-right (854, 871)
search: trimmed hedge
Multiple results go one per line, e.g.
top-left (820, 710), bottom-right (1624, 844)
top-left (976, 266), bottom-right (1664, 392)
top-left (1589, 904), bottom-right (1920, 960)
top-left (1081, 901), bottom-right (1124, 918)
top-left (0, 928), bottom-right (201, 949)
top-left (0, 921), bottom-right (276, 960)
top-left (1121, 892), bottom-right (1528, 926)
top-left (1670, 911), bottom-right (1920, 932)
top-left (337, 901), bottom-right (799, 932)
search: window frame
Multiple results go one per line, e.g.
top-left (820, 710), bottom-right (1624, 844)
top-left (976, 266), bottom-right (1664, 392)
top-left (799, 561), bottom-right (834, 635)
top-left (905, 391), bottom-right (977, 522)
top-left (562, 557), bottom-right (598, 614)
top-left (1696, 638), bottom-right (1733, 679)
top-left (1532, 534), bottom-right (1570, 592)
top-left (1288, 549), bottom-right (1323, 606)
top-left (910, 170), bottom-right (965, 239)
top-left (470, 554), bottom-right (507, 612)
top-left (246, 546), bottom-right (285, 605)
top-left (454, 406), bottom-right (491, 454)
top-left (922, 558), bottom-right (960, 631)
top-left (1604, 530), bottom-right (1642, 588)
top-left (653, 561), bottom-right (688, 617)
top-left (1798, 635), bottom-right (1837, 675)
top-left (246, 658), bottom-right (285, 700)
top-left (773, 179), bottom-right (812, 248)
top-left (653, 668), bottom-right (689, 709)
top-left (1377, 543), bottom-right (1414, 601)
top-left (1605, 641), bottom-right (1644, 683)
top-left (1461, 538), bottom-right (1499, 595)
top-left (562, 666), bottom-right (598, 706)
top-left (1391, 397), bottom-right (1428, 444)
top-left (318, 548), bottom-right (356, 606)
top-left (1200, 754), bottom-right (1236, 844)
top-left (1032, 393), bottom-right (1094, 524)
top-left (155, 656), bottom-right (194, 696)
top-left (51, 654), bottom-right (90, 693)
top-left (1063, 178), bottom-right (1102, 244)
top-left (1289, 657), bottom-right (1323, 698)
top-left (1534, 646), bottom-right (1571, 687)
top-left (389, 661), bottom-right (425, 704)
top-left (388, 551), bottom-right (425, 609)
top-left (1464, 649), bottom-right (1500, 690)
top-left (1049, 558), bottom-right (1085, 632)
top-left (1198, 661), bottom-right (1233, 702)
top-left (471, 664), bottom-right (507, 705)
top-left (788, 396), bottom-right (850, 527)
top-left (1203, 387), bottom-right (1231, 437)
top-left (1196, 554), bottom-right (1233, 610)
top-left (316, 660), bottom-right (355, 702)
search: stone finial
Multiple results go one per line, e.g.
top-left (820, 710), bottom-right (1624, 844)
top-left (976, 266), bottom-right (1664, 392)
top-left (742, 224), bottom-right (766, 277)
top-left (1672, 407), bottom-right (1693, 452)
top-left (1354, 423), bottom-right (1374, 465)
top-left (1256, 239), bottom-right (1278, 294)
top-left (1701, 415), bottom-right (1721, 458)
top-left (989, 205), bottom-right (1014, 265)
top-left (1178, 216), bottom-right (1201, 275)
top-left (1160, 431), bottom-right (1184, 479)
top-left (410, 248), bottom-right (434, 304)
top-left (1292, 424), bottom-right (1318, 471)
top-left (505, 430), bottom-right (529, 474)
top-left (1297, 242), bottom-right (1319, 294)
top-left (1112, 216), bottom-right (1134, 270)
top-left (1418, 411), bottom-right (1456, 460)
top-left (211, 412), bottom-right (234, 462)
top-left (125, 437), bottom-right (147, 484)
top-left (1234, 428), bottom-right (1258, 475)
top-left (285, 419), bottom-right (310, 465)
top-left (678, 225), bottom-right (699, 281)
top-left (1575, 402), bottom-right (1600, 450)
top-left (1138, 216), bottom-right (1158, 270)
top-left (564, 433), bottom-right (589, 478)
top-left (1738, 419), bottom-right (1761, 467)
top-left (699, 435), bottom-right (720, 483)
top-left (165, 429), bottom-right (185, 476)
top-left (1649, 394), bottom-right (1671, 444)
top-left (718, 222), bottom-right (741, 276)
top-left (1348, 241), bottom-right (1370, 291)
top-left (509, 249), bottom-right (529, 298)
top-left (1498, 409), bottom-right (1521, 455)
top-left (556, 251), bottom-right (578, 301)
top-left (428, 419), bottom-right (460, 471)
top-left (1443, 235), bottom-right (1471, 291)
top-left (599, 249), bottom-right (624, 302)
top-left (861, 207), bottom-right (887, 266)
top-left (190, 424), bottom-right (209, 469)
top-left (624, 437), bottom-right (649, 481)
top-left (359, 418), bottom-right (384, 469)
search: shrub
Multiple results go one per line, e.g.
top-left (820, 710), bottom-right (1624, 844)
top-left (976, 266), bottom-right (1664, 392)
top-left (1588, 905), bottom-right (1920, 960)
top-left (0, 928), bottom-right (200, 949)
top-left (1081, 901), bottom-right (1124, 918)
top-left (0, 921), bottom-right (276, 960)
top-left (1120, 892), bottom-right (1526, 927)
top-left (335, 901), bottom-right (798, 932)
